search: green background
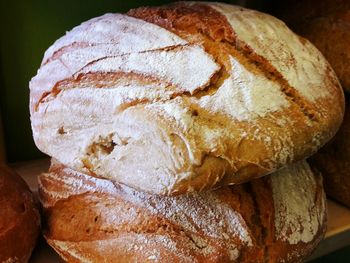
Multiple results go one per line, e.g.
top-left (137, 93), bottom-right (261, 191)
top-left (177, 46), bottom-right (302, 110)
top-left (0, 1), bottom-right (349, 261)
top-left (0, 0), bottom-right (176, 162)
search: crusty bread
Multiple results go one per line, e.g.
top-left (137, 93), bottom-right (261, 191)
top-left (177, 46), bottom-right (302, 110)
top-left (310, 98), bottom-right (350, 207)
top-left (30, 2), bottom-right (344, 195)
top-left (274, 0), bottom-right (350, 92)
top-left (39, 159), bottom-right (326, 263)
top-left (0, 165), bottom-right (40, 263)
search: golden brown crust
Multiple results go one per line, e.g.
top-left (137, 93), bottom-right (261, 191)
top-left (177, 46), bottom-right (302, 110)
top-left (128, 2), bottom-right (344, 124)
top-left (127, 2), bottom-right (345, 193)
top-left (0, 165), bottom-right (41, 262)
top-left (39, 160), bottom-right (326, 263)
top-left (275, 0), bottom-right (350, 92)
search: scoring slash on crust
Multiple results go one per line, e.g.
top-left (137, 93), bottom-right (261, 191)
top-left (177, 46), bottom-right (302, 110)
top-left (30, 2), bottom-right (344, 195)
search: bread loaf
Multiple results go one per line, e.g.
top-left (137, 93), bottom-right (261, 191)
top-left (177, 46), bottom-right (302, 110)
top-left (274, 0), bottom-right (350, 92)
top-left (39, 160), bottom-right (326, 263)
top-left (0, 165), bottom-right (40, 262)
top-left (310, 99), bottom-right (350, 207)
top-left (30, 2), bottom-right (344, 195)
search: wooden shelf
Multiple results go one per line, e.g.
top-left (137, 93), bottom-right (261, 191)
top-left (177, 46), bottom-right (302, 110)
top-left (10, 159), bottom-right (350, 262)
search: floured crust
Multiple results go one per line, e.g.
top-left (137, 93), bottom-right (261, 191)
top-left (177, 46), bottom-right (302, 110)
top-left (30, 2), bottom-right (344, 195)
top-left (0, 165), bottom-right (41, 262)
top-left (39, 160), bottom-right (326, 263)
top-left (274, 0), bottom-right (350, 92)
top-left (310, 99), bottom-right (350, 207)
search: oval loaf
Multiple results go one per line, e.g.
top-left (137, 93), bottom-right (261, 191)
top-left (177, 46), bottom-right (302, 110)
top-left (39, 160), bottom-right (326, 263)
top-left (30, 2), bottom-right (344, 195)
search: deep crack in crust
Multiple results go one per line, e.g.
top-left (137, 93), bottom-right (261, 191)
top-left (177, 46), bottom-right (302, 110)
top-left (39, 160), bottom-right (327, 263)
top-left (30, 2), bottom-right (344, 195)
top-left (128, 2), bottom-right (319, 122)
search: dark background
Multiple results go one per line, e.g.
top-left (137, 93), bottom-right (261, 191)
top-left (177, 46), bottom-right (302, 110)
top-left (0, 1), bottom-right (349, 261)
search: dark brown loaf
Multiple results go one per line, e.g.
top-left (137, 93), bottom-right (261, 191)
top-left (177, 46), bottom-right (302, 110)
top-left (39, 160), bottom-right (326, 263)
top-left (30, 2), bottom-right (344, 195)
top-left (274, 0), bottom-right (350, 92)
top-left (0, 165), bottom-right (40, 263)
top-left (310, 99), bottom-right (350, 207)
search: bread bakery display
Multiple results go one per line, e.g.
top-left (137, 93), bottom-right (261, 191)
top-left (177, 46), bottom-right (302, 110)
top-left (274, 0), bottom-right (350, 208)
top-left (27, 1), bottom-right (349, 262)
top-left (0, 164), bottom-right (41, 262)
top-left (38, 159), bottom-right (326, 263)
top-left (29, 1), bottom-right (344, 195)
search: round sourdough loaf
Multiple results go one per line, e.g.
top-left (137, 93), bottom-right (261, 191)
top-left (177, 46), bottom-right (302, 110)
top-left (310, 100), bottom-right (350, 207)
top-left (30, 2), bottom-right (344, 195)
top-left (39, 160), bottom-right (326, 263)
top-left (0, 165), bottom-right (40, 262)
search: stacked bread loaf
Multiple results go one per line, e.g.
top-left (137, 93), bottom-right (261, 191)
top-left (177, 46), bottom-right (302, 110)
top-left (274, 0), bottom-right (350, 208)
top-left (29, 2), bottom-right (345, 262)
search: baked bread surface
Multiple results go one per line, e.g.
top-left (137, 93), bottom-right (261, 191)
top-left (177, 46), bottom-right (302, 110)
top-left (0, 165), bottom-right (40, 263)
top-left (39, 160), bottom-right (326, 263)
top-left (30, 2), bottom-right (344, 195)
top-left (275, 0), bottom-right (350, 92)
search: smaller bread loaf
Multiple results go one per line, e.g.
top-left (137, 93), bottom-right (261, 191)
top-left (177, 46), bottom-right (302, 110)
top-left (39, 160), bottom-right (326, 263)
top-left (310, 99), bottom-right (350, 207)
top-left (274, 0), bottom-right (350, 92)
top-left (0, 165), bottom-right (40, 263)
top-left (30, 1), bottom-right (344, 195)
